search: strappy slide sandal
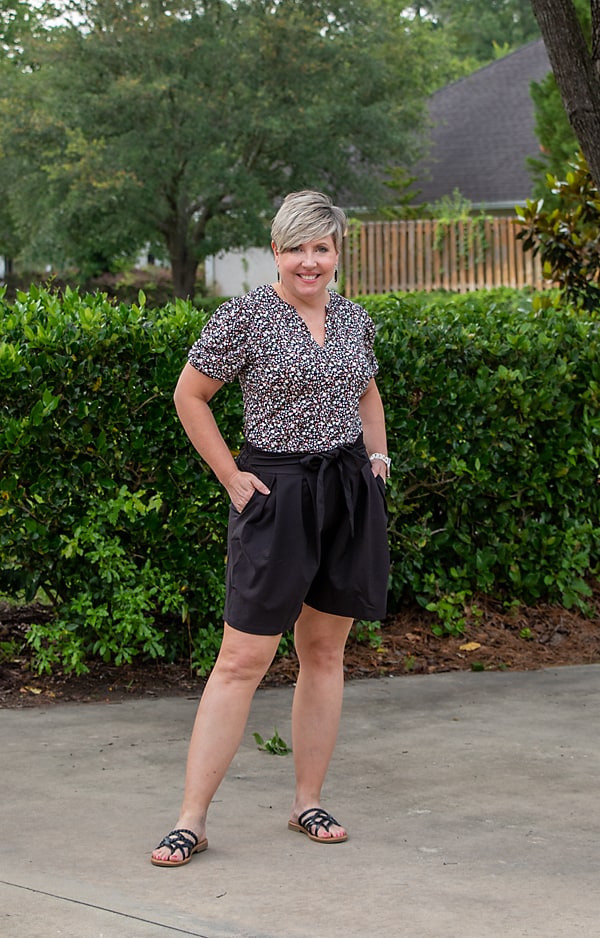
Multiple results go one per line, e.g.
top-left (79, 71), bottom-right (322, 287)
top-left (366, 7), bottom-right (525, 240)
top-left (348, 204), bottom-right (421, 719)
top-left (288, 808), bottom-right (348, 844)
top-left (151, 828), bottom-right (208, 867)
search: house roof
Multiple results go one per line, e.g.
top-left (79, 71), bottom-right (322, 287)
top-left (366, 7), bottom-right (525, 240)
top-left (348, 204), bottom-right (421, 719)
top-left (412, 38), bottom-right (551, 209)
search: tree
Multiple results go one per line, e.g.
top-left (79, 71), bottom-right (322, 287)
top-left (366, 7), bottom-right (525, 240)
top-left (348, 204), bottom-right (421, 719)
top-left (530, 0), bottom-right (600, 192)
top-left (517, 150), bottom-right (600, 309)
top-left (528, 72), bottom-right (578, 198)
top-left (0, 0), bottom-right (427, 296)
top-left (527, 0), bottom-right (590, 197)
top-left (438, 0), bottom-right (539, 63)
top-left (0, 0), bottom-right (49, 263)
top-left (396, 2), bottom-right (540, 67)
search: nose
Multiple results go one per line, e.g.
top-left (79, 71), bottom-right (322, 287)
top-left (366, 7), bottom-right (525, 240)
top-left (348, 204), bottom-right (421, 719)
top-left (301, 250), bottom-right (317, 266)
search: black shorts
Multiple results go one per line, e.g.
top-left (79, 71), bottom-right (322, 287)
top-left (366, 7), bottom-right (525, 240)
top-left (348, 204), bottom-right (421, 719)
top-left (224, 436), bottom-right (390, 635)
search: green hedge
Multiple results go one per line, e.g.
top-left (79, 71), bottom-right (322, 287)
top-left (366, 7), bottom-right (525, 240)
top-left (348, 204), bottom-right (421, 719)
top-left (0, 285), bottom-right (240, 674)
top-left (369, 288), bottom-right (600, 629)
top-left (1, 285), bottom-right (599, 672)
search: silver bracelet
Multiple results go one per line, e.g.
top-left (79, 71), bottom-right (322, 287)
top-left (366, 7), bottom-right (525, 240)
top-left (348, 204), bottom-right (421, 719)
top-left (369, 453), bottom-right (391, 477)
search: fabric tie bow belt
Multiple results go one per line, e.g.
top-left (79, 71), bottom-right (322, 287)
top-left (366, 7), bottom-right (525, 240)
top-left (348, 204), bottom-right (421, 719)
top-left (299, 442), bottom-right (367, 538)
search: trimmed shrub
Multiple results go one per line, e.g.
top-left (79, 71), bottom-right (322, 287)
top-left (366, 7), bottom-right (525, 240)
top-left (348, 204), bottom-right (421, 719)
top-left (366, 289), bottom-right (600, 632)
top-left (1, 285), bottom-right (599, 669)
top-left (0, 285), bottom-right (242, 673)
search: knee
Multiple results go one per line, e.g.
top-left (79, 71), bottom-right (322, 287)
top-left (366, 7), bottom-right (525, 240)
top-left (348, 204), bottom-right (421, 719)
top-left (295, 639), bottom-right (343, 675)
top-left (214, 645), bottom-right (274, 686)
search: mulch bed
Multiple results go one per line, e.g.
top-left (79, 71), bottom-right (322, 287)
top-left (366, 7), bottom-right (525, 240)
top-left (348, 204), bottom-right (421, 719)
top-left (2, 594), bottom-right (600, 709)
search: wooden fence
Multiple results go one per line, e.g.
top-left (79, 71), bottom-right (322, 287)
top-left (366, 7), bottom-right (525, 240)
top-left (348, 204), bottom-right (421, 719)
top-left (341, 218), bottom-right (545, 296)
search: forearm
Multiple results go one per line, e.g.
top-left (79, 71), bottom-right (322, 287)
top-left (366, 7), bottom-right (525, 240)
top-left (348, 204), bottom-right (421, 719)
top-left (359, 379), bottom-right (389, 480)
top-left (359, 380), bottom-right (388, 457)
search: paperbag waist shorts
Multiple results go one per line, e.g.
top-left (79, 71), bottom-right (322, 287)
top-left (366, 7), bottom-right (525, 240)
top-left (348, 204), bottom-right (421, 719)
top-left (224, 435), bottom-right (390, 635)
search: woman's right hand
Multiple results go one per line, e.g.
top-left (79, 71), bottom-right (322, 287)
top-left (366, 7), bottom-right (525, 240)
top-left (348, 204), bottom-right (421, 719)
top-left (225, 470), bottom-right (271, 513)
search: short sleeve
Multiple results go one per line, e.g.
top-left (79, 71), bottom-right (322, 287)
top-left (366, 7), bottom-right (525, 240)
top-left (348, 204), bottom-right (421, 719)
top-left (363, 309), bottom-right (379, 377)
top-left (187, 297), bottom-right (249, 382)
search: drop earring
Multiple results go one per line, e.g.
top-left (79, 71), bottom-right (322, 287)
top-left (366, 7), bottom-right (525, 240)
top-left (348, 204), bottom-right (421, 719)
top-left (334, 267), bottom-right (338, 283)
top-left (277, 269), bottom-right (281, 282)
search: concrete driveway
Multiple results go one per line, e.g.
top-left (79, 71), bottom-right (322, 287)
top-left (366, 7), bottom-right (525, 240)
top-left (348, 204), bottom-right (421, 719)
top-left (2, 664), bottom-right (599, 937)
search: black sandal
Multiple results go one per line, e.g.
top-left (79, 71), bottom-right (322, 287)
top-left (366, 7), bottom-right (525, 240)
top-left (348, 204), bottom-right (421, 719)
top-left (288, 808), bottom-right (348, 843)
top-left (150, 828), bottom-right (208, 867)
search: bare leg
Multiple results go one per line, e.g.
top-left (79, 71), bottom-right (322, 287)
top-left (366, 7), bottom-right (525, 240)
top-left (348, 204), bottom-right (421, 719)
top-left (152, 624), bottom-right (281, 863)
top-left (290, 605), bottom-right (353, 840)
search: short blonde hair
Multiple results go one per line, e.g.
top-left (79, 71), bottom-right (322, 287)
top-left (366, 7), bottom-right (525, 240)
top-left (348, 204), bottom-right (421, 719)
top-left (271, 190), bottom-right (347, 252)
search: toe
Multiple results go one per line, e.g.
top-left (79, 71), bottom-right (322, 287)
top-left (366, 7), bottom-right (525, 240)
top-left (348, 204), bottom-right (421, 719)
top-left (152, 847), bottom-right (181, 862)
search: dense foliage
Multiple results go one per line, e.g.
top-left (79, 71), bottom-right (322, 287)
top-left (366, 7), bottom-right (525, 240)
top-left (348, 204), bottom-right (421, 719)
top-left (399, 0), bottom-right (539, 66)
top-left (0, 0), bottom-right (428, 295)
top-left (517, 151), bottom-right (600, 309)
top-left (369, 287), bottom-right (600, 630)
top-left (0, 1), bottom-right (544, 290)
top-left (2, 286), bottom-right (599, 672)
top-left (0, 287), bottom-right (235, 674)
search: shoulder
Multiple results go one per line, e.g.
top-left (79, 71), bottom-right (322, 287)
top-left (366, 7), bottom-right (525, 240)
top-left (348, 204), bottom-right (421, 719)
top-left (329, 290), bottom-right (369, 318)
top-left (329, 291), bottom-right (373, 328)
top-left (234, 283), bottom-right (279, 310)
top-left (329, 292), bottom-right (376, 351)
top-left (205, 284), bottom-right (276, 332)
top-left (213, 284), bottom-right (278, 321)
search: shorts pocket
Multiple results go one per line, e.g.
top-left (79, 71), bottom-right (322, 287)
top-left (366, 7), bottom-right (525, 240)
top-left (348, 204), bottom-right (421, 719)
top-left (230, 473), bottom-right (275, 516)
top-left (369, 470), bottom-right (388, 518)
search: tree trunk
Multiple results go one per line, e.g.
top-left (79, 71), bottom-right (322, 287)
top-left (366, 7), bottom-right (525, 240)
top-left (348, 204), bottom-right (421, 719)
top-left (167, 236), bottom-right (200, 300)
top-left (531, 0), bottom-right (600, 190)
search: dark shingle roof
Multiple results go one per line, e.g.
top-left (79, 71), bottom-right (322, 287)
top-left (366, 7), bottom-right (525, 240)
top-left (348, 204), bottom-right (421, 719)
top-left (413, 39), bottom-right (551, 209)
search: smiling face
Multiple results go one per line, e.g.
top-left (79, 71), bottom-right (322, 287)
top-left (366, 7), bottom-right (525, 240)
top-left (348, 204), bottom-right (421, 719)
top-left (272, 235), bottom-right (339, 305)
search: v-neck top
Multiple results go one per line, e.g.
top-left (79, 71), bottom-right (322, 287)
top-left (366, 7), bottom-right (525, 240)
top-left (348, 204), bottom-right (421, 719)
top-left (188, 284), bottom-right (378, 452)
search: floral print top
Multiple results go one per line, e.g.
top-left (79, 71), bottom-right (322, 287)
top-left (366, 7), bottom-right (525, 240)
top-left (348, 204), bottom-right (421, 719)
top-left (188, 284), bottom-right (378, 452)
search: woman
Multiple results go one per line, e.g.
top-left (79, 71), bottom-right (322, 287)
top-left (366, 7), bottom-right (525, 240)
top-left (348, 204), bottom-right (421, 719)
top-left (151, 190), bottom-right (390, 866)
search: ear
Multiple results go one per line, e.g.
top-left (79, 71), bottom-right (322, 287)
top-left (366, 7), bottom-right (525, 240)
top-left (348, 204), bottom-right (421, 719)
top-left (271, 240), bottom-right (279, 260)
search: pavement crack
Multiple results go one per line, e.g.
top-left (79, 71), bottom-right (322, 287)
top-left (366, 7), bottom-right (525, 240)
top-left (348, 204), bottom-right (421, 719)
top-left (0, 879), bottom-right (213, 936)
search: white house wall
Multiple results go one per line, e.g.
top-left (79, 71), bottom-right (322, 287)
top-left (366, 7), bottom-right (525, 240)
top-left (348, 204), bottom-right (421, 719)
top-left (206, 247), bottom-right (275, 297)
